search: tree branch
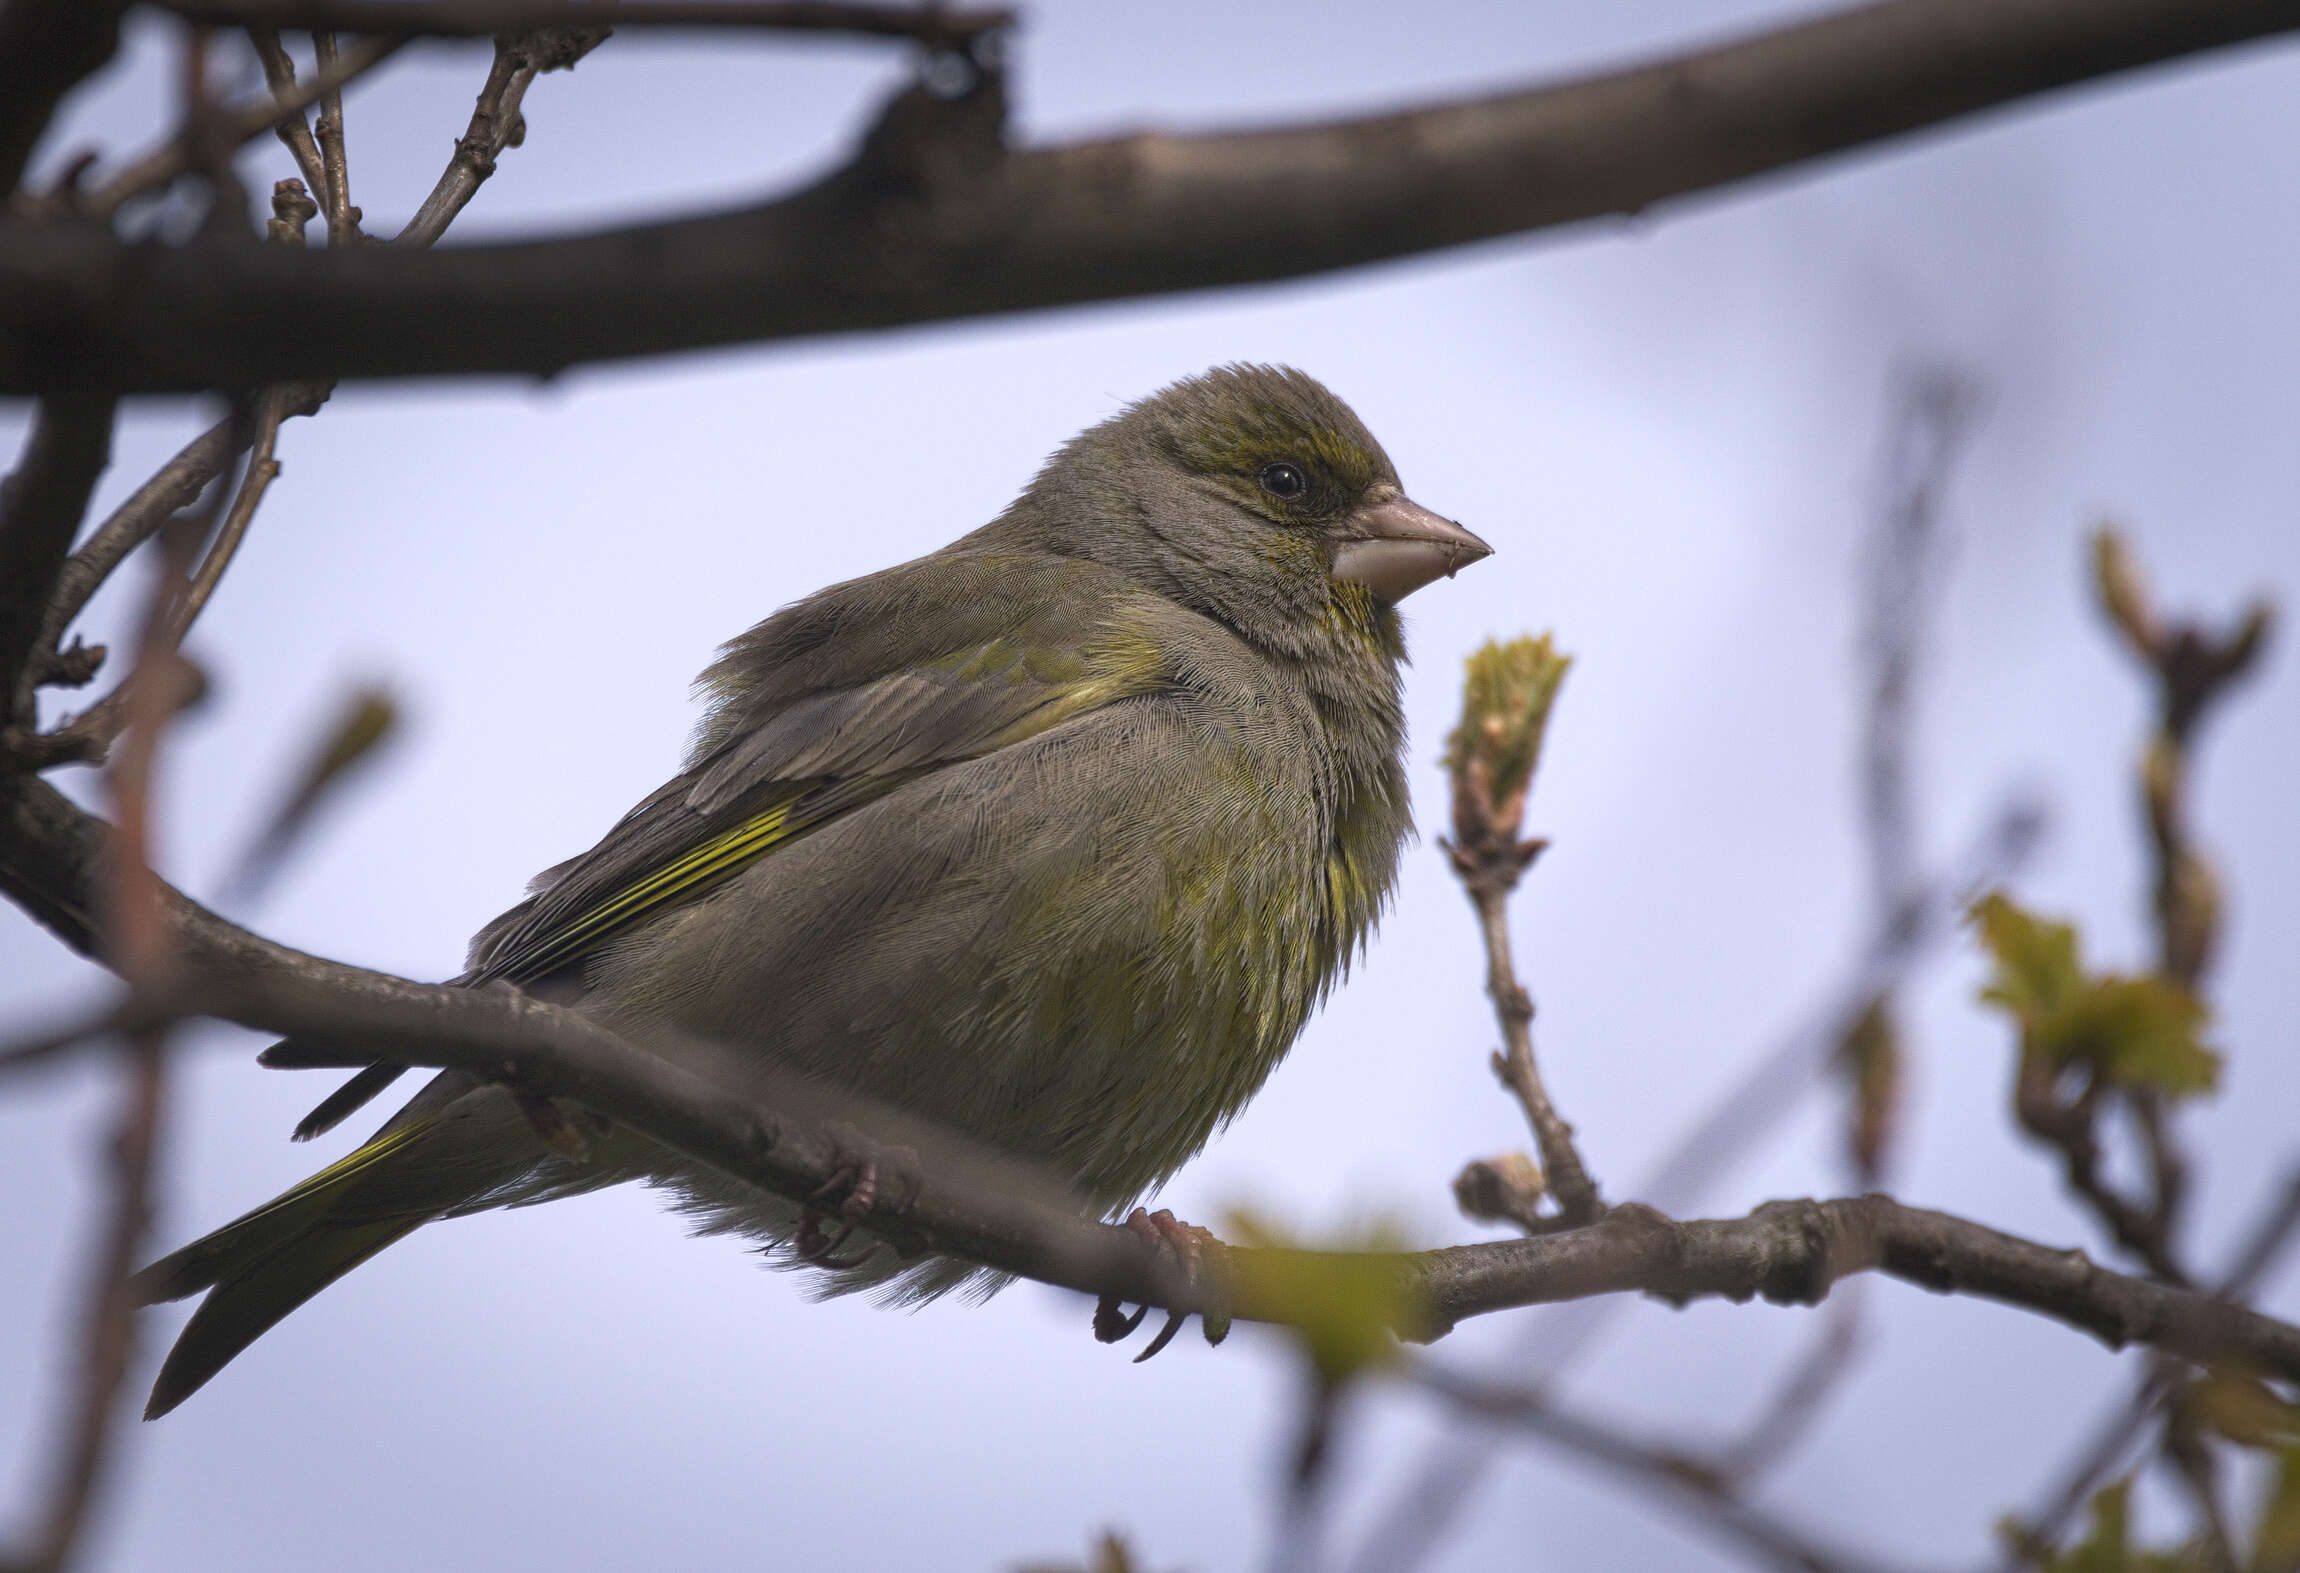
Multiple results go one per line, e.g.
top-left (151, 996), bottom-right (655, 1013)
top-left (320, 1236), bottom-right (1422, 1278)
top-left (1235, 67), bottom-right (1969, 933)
top-left (81, 31), bottom-right (404, 219)
top-left (3, 776), bottom-right (2298, 1380)
top-left (0, 397), bottom-right (117, 734)
top-left (0, 0), bottom-right (128, 195)
top-left (1413, 1361), bottom-right (1934, 1573)
top-left (396, 25), bottom-right (607, 248)
top-left (8, 0), bottom-right (2300, 391)
top-left (147, 0), bottom-right (1012, 48)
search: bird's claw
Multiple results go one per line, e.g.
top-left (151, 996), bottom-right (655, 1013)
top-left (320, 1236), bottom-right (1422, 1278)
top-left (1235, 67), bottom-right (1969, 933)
top-left (1091, 1208), bottom-right (1232, 1362)
top-left (791, 1124), bottom-right (919, 1270)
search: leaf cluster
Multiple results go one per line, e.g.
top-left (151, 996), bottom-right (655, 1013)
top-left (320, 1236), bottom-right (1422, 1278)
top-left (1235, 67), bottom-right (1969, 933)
top-left (1970, 892), bottom-right (2221, 1099)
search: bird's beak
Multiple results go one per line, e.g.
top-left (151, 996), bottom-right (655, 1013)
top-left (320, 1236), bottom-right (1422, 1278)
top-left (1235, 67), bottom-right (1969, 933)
top-left (1329, 490), bottom-right (1494, 603)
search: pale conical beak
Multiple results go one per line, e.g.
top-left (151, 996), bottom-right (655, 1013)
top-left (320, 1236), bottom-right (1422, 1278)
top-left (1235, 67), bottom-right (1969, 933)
top-left (1329, 491), bottom-right (1494, 603)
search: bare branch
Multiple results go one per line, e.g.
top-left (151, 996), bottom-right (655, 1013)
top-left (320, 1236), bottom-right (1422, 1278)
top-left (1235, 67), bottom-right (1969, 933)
top-left (3, 777), bottom-right (2297, 1381)
top-left (1344, 799), bottom-right (2045, 1573)
top-left (148, 0), bottom-right (1012, 47)
top-left (80, 32), bottom-right (405, 219)
top-left (308, 30), bottom-right (357, 243)
top-left (1858, 365), bottom-right (1981, 925)
top-left (24, 30), bottom-right (580, 751)
top-left (1718, 1285), bottom-right (1868, 1487)
top-left (0, 0), bottom-right (127, 196)
top-left (2002, 1165), bottom-right (2300, 1565)
top-left (0, 486), bottom-right (201, 1573)
top-left (10, 0), bottom-right (2300, 391)
top-left (0, 1027), bottom-right (168, 1573)
top-left (246, 28), bottom-right (331, 199)
top-left (0, 396), bottom-right (117, 735)
top-left (1412, 1362), bottom-right (1940, 1573)
top-left (397, 25), bottom-right (608, 247)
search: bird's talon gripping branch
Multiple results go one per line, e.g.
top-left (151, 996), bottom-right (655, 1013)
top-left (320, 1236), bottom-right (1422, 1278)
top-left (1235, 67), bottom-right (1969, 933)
top-left (1093, 1296), bottom-right (1149, 1343)
top-left (791, 1207), bottom-right (867, 1268)
top-left (1106, 1207), bottom-right (1232, 1361)
top-left (792, 1126), bottom-right (924, 1269)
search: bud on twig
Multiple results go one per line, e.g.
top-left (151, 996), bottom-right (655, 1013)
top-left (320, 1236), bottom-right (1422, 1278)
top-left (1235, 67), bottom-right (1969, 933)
top-left (1452, 1152), bottom-right (1547, 1231)
top-left (1443, 635), bottom-right (1570, 898)
top-left (267, 177), bottom-right (316, 245)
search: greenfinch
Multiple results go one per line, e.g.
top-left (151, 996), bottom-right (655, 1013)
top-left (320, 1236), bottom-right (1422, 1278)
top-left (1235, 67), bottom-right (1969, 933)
top-left (134, 363), bottom-right (1491, 1415)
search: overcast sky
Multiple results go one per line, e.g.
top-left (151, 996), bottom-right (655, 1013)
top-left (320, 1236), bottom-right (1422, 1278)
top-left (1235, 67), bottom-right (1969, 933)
top-left (5, 4), bottom-right (2300, 1570)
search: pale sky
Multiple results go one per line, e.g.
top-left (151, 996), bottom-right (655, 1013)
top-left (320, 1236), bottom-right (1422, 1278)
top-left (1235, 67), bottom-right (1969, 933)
top-left (5, 4), bottom-right (2299, 1569)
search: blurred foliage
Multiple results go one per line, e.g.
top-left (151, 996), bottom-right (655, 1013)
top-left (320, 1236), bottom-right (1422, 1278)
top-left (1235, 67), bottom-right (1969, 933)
top-left (1222, 1210), bottom-right (1417, 1386)
top-left (2184, 1369), bottom-right (2300, 1451)
top-left (1970, 892), bottom-right (2220, 1099)
top-left (227, 681), bottom-right (401, 902)
top-left (2011, 1478), bottom-right (2206, 1573)
top-left (2252, 1447), bottom-right (2300, 1573)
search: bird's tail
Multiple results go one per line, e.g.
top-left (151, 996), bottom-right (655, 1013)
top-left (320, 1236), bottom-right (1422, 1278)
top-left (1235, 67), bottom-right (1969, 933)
top-left (133, 1120), bottom-right (439, 1419)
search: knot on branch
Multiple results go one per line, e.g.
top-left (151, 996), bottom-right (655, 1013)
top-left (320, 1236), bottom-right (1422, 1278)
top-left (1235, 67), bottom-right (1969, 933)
top-left (852, 44), bottom-right (1010, 200)
top-left (35, 637), bottom-right (103, 689)
top-left (1740, 1199), bottom-right (1864, 1308)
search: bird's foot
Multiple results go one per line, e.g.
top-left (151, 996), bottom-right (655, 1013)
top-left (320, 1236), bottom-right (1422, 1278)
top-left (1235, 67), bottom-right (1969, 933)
top-left (791, 1124), bottom-right (919, 1270)
top-left (1094, 1207), bottom-right (1232, 1362)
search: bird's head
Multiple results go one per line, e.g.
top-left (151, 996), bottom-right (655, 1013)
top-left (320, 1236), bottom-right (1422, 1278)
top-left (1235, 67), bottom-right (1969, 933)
top-left (995, 364), bottom-right (1492, 645)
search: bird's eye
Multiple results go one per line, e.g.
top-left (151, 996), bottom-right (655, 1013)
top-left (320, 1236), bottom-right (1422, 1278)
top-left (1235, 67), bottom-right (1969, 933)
top-left (1258, 462), bottom-right (1308, 501)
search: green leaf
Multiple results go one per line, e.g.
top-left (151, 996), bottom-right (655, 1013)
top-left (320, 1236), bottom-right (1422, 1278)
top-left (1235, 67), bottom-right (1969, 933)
top-left (1973, 891), bottom-right (2086, 1023)
top-left (1970, 892), bottom-right (2222, 1100)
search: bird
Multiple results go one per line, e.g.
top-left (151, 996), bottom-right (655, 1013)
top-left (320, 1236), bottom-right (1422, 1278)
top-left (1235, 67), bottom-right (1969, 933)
top-left (132, 362), bottom-right (1493, 1417)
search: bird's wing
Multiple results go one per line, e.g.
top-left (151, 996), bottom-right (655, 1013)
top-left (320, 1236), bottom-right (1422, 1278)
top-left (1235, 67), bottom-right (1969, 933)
top-left (286, 552), bottom-right (1162, 1138)
top-left (465, 554), bottom-right (1156, 985)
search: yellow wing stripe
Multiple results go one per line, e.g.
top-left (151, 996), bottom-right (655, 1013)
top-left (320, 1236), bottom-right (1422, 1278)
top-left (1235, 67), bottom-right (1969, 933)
top-left (487, 798), bottom-right (802, 982)
top-left (230, 1119), bottom-right (428, 1232)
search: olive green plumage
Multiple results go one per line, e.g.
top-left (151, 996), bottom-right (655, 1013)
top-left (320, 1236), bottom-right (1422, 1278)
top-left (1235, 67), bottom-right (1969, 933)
top-left (133, 364), bottom-right (1490, 1417)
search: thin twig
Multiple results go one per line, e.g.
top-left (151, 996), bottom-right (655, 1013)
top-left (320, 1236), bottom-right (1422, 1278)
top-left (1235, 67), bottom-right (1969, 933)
top-left (397, 26), bottom-right (607, 247)
top-left (175, 393), bottom-right (283, 634)
top-left (1411, 1362), bottom-right (1936, 1573)
top-left (1472, 880), bottom-right (1602, 1225)
top-left (19, 0), bottom-right (2300, 392)
top-left (82, 32), bottom-right (403, 218)
top-left (245, 28), bottom-right (330, 198)
top-left (1443, 637), bottom-right (1601, 1226)
top-left (26, 402), bottom-right (256, 769)
top-left (309, 30), bottom-right (356, 243)
top-left (0, 396), bottom-right (118, 734)
top-left (0, 476), bottom-right (202, 1573)
top-left (2160, 1408), bottom-right (2239, 1573)
top-left (1719, 1284), bottom-right (1868, 1488)
top-left (25, 30), bottom-right (579, 764)
top-left (2003, 1164), bottom-right (2300, 1565)
top-left (148, 0), bottom-right (1012, 47)
top-left (1, 1027), bottom-right (167, 1573)
top-left (1858, 366), bottom-right (1979, 921)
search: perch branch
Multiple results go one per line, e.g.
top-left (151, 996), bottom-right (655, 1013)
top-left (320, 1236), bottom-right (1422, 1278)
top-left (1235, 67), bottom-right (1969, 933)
top-left (3, 780), bottom-right (2300, 1379)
